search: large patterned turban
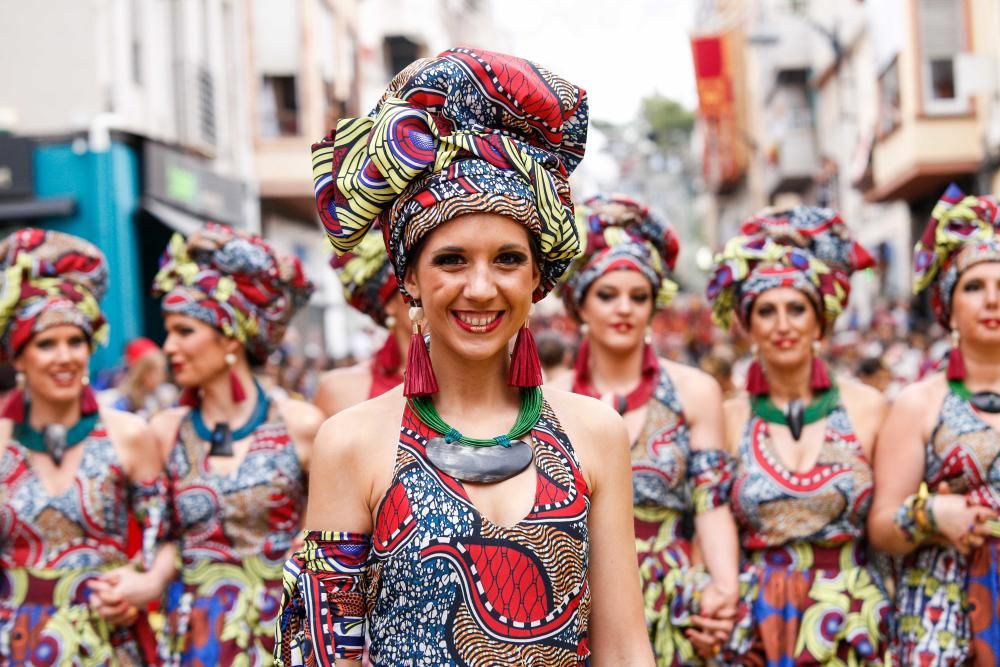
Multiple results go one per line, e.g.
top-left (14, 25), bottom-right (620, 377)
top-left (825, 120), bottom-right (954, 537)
top-left (152, 224), bottom-right (314, 361)
top-left (706, 207), bottom-right (874, 331)
top-left (913, 183), bottom-right (1000, 326)
top-left (0, 228), bottom-right (109, 361)
top-left (311, 47), bottom-right (589, 303)
top-left (329, 231), bottom-right (398, 328)
top-left (562, 194), bottom-right (680, 318)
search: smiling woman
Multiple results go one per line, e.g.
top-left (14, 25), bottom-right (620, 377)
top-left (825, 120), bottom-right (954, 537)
top-left (0, 229), bottom-right (173, 666)
top-left (274, 48), bottom-right (654, 667)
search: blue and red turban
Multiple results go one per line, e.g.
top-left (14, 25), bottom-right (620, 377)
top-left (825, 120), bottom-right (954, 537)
top-left (562, 194), bottom-right (680, 317)
top-left (913, 183), bottom-right (1000, 326)
top-left (311, 47), bottom-right (589, 303)
top-left (706, 207), bottom-right (873, 331)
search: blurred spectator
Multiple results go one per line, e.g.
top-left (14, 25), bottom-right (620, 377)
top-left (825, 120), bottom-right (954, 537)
top-left (857, 357), bottom-right (892, 393)
top-left (99, 337), bottom-right (176, 418)
top-left (536, 330), bottom-right (570, 384)
top-left (699, 345), bottom-right (739, 400)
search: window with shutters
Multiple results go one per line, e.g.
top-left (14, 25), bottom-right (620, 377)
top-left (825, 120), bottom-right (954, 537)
top-left (917, 0), bottom-right (969, 115)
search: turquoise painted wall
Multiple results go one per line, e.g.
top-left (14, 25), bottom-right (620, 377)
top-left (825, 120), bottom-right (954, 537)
top-left (33, 141), bottom-right (142, 372)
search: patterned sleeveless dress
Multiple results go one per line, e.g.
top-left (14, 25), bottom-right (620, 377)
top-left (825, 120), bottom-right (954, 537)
top-left (894, 389), bottom-right (1000, 666)
top-left (725, 405), bottom-right (891, 666)
top-left (162, 403), bottom-right (306, 666)
top-left (631, 362), bottom-right (733, 666)
top-left (0, 420), bottom-right (161, 666)
top-left (365, 399), bottom-right (591, 665)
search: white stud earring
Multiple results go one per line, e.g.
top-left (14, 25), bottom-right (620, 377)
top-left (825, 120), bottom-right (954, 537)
top-left (385, 315), bottom-right (397, 329)
top-left (951, 329), bottom-right (960, 347)
top-left (644, 326), bottom-right (653, 345)
top-left (811, 339), bottom-right (821, 355)
top-left (15, 371), bottom-right (25, 389)
top-left (225, 352), bottom-right (237, 367)
top-left (579, 323), bottom-right (589, 337)
top-left (81, 375), bottom-right (90, 386)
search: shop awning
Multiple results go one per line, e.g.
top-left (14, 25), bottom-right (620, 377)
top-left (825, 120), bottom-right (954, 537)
top-left (143, 197), bottom-right (203, 235)
top-left (0, 196), bottom-right (76, 221)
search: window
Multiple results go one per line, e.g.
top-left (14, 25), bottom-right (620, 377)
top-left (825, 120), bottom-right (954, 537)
top-left (877, 58), bottom-right (901, 138)
top-left (917, 0), bottom-right (969, 114)
top-left (259, 75), bottom-right (300, 137)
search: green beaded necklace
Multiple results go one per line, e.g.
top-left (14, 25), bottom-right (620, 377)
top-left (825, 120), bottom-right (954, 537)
top-left (750, 384), bottom-right (840, 440)
top-left (948, 379), bottom-right (1000, 413)
top-left (408, 386), bottom-right (543, 448)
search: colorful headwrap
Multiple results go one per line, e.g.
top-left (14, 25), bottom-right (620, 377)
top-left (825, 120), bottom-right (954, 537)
top-left (706, 207), bottom-right (874, 330)
top-left (0, 228), bottom-right (109, 361)
top-left (152, 224), bottom-right (314, 361)
top-left (311, 47), bottom-right (589, 303)
top-left (913, 184), bottom-right (1000, 326)
top-left (562, 194), bottom-right (679, 317)
top-left (329, 231), bottom-right (398, 327)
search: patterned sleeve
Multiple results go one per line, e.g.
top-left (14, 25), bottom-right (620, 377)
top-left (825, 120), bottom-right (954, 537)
top-left (688, 449), bottom-right (736, 514)
top-left (274, 531), bottom-right (371, 666)
top-left (129, 474), bottom-right (171, 570)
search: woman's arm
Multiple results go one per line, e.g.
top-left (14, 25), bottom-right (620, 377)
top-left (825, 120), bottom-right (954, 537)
top-left (550, 390), bottom-right (654, 666)
top-left (313, 365), bottom-right (374, 419)
top-left (277, 397), bottom-right (326, 473)
top-left (867, 376), bottom-right (995, 555)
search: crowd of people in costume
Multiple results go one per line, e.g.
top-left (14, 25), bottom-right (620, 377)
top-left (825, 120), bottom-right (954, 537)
top-left (1, 46), bottom-right (1000, 667)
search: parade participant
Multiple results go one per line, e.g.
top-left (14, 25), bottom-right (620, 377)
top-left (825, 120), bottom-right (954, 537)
top-left (150, 225), bottom-right (323, 665)
top-left (275, 48), bottom-right (653, 665)
top-left (556, 194), bottom-right (739, 664)
top-left (100, 337), bottom-right (174, 418)
top-left (869, 184), bottom-right (1000, 665)
top-left (0, 228), bottom-right (172, 665)
top-left (706, 208), bottom-right (891, 665)
top-left (313, 232), bottom-right (411, 416)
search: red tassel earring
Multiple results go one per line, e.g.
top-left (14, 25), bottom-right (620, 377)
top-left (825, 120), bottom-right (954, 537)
top-left (746, 344), bottom-right (770, 395)
top-left (947, 328), bottom-right (966, 380)
top-left (508, 304), bottom-right (543, 388)
top-left (225, 352), bottom-right (247, 403)
top-left (403, 304), bottom-right (438, 397)
top-left (179, 387), bottom-right (200, 407)
top-left (2, 372), bottom-right (26, 422)
top-left (80, 375), bottom-right (99, 415)
top-left (809, 340), bottom-right (832, 392)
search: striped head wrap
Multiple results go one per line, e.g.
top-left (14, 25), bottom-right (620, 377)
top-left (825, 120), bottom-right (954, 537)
top-left (0, 228), bottom-right (109, 361)
top-left (706, 207), bottom-right (873, 331)
top-left (913, 183), bottom-right (1000, 326)
top-left (562, 194), bottom-right (679, 318)
top-left (329, 231), bottom-right (398, 327)
top-left (152, 224), bottom-right (314, 361)
top-left (311, 47), bottom-right (589, 302)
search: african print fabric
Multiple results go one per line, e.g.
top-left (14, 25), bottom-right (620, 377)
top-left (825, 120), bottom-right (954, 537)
top-left (563, 195), bottom-right (680, 315)
top-left (364, 399), bottom-right (590, 665)
top-left (893, 389), bottom-right (1000, 666)
top-left (706, 207), bottom-right (874, 331)
top-left (311, 47), bottom-right (588, 303)
top-left (0, 227), bottom-right (108, 360)
top-left (152, 225), bottom-right (314, 361)
top-left (628, 363), bottom-right (734, 666)
top-left (0, 420), bottom-right (160, 665)
top-left (725, 406), bottom-right (891, 665)
top-left (913, 183), bottom-right (1000, 326)
top-left (329, 231), bottom-right (398, 328)
top-left (161, 401), bottom-right (306, 666)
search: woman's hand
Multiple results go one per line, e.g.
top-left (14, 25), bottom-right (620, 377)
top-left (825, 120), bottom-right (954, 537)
top-left (90, 565), bottom-right (167, 625)
top-left (931, 494), bottom-right (997, 554)
top-left (88, 576), bottom-right (138, 626)
top-left (685, 581), bottom-right (738, 660)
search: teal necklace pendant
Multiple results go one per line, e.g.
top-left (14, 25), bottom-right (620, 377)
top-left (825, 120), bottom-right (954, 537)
top-left (191, 381), bottom-right (270, 457)
top-left (410, 387), bottom-right (542, 483)
top-left (14, 411), bottom-right (99, 466)
top-left (751, 384), bottom-right (840, 441)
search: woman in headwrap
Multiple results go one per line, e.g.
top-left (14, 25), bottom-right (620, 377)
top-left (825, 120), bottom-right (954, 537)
top-left (556, 194), bottom-right (740, 664)
top-left (276, 48), bottom-right (653, 666)
top-left (0, 228), bottom-right (173, 665)
top-left (705, 208), bottom-right (892, 665)
top-left (149, 224), bottom-right (324, 665)
top-left (869, 184), bottom-right (1000, 666)
top-left (314, 232), bottom-right (411, 416)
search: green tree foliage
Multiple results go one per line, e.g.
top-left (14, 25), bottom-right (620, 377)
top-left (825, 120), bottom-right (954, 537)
top-left (641, 95), bottom-right (694, 152)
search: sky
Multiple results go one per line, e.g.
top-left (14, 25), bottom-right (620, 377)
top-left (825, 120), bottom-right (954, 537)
top-left (487, 0), bottom-right (698, 124)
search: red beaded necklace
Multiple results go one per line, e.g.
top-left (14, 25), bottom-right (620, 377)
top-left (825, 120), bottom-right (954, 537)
top-left (572, 339), bottom-right (660, 414)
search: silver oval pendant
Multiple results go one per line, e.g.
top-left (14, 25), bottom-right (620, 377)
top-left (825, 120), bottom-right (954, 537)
top-left (425, 437), bottom-right (533, 483)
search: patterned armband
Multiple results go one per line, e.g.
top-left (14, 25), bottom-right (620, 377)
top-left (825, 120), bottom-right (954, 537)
top-left (688, 449), bottom-right (736, 514)
top-left (894, 482), bottom-right (936, 544)
top-left (129, 475), bottom-right (171, 570)
top-left (275, 531), bottom-right (371, 666)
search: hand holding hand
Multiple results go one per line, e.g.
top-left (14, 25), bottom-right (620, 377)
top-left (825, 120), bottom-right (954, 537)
top-left (932, 494), bottom-right (997, 555)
